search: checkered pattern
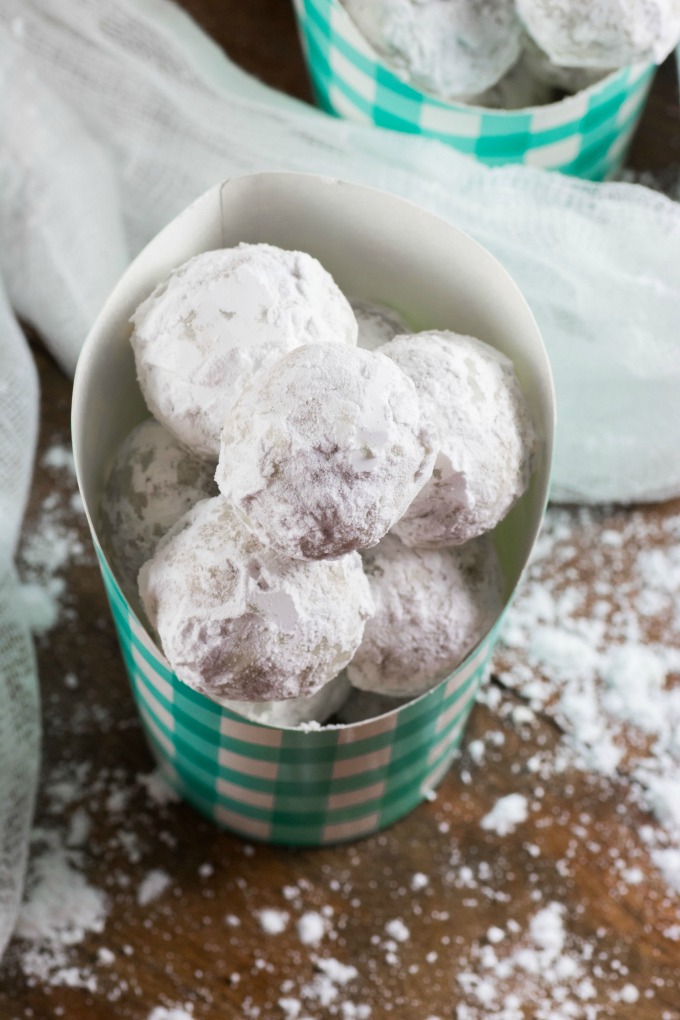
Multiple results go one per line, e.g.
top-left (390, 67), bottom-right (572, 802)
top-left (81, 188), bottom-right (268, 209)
top-left (292, 0), bottom-right (655, 180)
top-left (96, 548), bottom-right (499, 846)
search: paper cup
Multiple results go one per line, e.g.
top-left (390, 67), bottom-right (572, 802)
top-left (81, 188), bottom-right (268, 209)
top-left (292, 0), bottom-right (656, 180)
top-left (72, 172), bottom-right (554, 846)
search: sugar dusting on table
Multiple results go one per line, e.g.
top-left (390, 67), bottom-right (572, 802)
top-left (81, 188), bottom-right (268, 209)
top-left (495, 505), bottom-right (680, 895)
top-left (17, 442), bottom-right (91, 633)
top-left (3, 435), bottom-right (680, 1017)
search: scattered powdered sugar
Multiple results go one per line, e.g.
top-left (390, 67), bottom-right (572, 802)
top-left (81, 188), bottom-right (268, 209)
top-left (137, 868), bottom-right (171, 906)
top-left (17, 840), bottom-right (107, 946)
top-left (297, 910), bottom-right (326, 947)
top-left (495, 504), bottom-right (680, 890)
top-left (17, 441), bottom-right (90, 631)
top-left (8, 423), bottom-right (679, 1018)
top-left (256, 908), bottom-right (290, 935)
top-left (455, 902), bottom-right (603, 1019)
top-left (17, 580), bottom-right (61, 634)
top-left (384, 918), bottom-right (410, 943)
top-left (41, 443), bottom-right (76, 475)
top-left (16, 831), bottom-right (108, 991)
top-left (300, 956), bottom-right (360, 1009)
top-left (148, 1007), bottom-right (194, 1020)
top-left (480, 794), bottom-right (529, 836)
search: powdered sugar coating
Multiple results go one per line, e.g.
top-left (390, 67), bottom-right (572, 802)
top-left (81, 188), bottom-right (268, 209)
top-left (216, 343), bottom-right (437, 561)
top-left (342, 0), bottom-right (522, 98)
top-left (130, 244), bottom-right (358, 460)
top-left (351, 299), bottom-right (410, 352)
top-left (99, 419), bottom-right (216, 609)
top-left (383, 331), bottom-right (536, 548)
top-left (138, 497), bottom-right (374, 701)
top-left (517, 0), bottom-right (680, 68)
top-left (347, 534), bottom-right (504, 697)
top-left (221, 671), bottom-right (350, 727)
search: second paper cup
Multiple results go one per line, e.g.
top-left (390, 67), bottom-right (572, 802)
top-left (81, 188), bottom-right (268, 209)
top-left (292, 0), bottom-right (655, 180)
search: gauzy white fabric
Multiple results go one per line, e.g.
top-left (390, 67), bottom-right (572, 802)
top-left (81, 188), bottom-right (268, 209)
top-left (1, 0), bottom-right (680, 502)
top-left (0, 276), bottom-right (40, 960)
top-left (0, 0), bottom-right (679, 961)
top-left (1, 1), bottom-right (680, 501)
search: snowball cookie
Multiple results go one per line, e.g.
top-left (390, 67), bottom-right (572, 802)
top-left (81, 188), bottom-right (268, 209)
top-left (382, 331), bottom-right (536, 548)
top-left (130, 244), bottom-right (358, 460)
top-left (517, 0), bottom-right (680, 69)
top-left (216, 343), bottom-right (438, 561)
top-left (351, 299), bottom-right (410, 352)
top-left (222, 671), bottom-right (351, 728)
top-left (347, 534), bottom-right (504, 698)
top-left (99, 418), bottom-right (216, 607)
top-left (342, 0), bottom-right (522, 98)
top-left (138, 497), bottom-right (374, 702)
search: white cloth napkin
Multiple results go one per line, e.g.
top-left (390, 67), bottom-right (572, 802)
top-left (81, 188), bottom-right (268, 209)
top-left (1, 0), bottom-right (679, 959)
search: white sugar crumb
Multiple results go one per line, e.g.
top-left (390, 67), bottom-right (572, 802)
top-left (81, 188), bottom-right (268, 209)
top-left (17, 580), bottom-right (60, 633)
top-left (481, 793), bottom-right (529, 836)
top-left (384, 918), bottom-right (410, 943)
top-left (616, 983), bottom-right (640, 1004)
top-left (300, 957), bottom-right (360, 1008)
top-left (651, 848), bottom-right (680, 893)
top-left (18, 473), bottom-right (89, 628)
top-left (487, 926), bottom-right (505, 944)
top-left (297, 911), bottom-right (326, 946)
top-left (468, 739), bottom-right (486, 764)
top-left (137, 868), bottom-right (171, 906)
top-left (42, 443), bottom-right (76, 474)
top-left (315, 957), bottom-right (358, 984)
top-left (138, 768), bottom-right (180, 806)
top-left (148, 1008), bottom-right (194, 1020)
top-left (15, 834), bottom-right (108, 991)
top-left (17, 845), bottom-right (107, 946)
top-left (66, 808), bottom-right (91, 848)
top-left (256, 908), bottom-right (290, 934)
top-left (278, 997), bottom-right (302, 1019)
top-left (410, 872), bottom-right (429, 891)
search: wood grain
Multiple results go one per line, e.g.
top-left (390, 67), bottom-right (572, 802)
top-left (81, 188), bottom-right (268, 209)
top-left (1, 4), bottom-right (679, 1018)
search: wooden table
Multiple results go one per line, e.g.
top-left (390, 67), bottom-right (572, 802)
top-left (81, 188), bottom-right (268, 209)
top-left (1, 4), bottom-right (679, 1018)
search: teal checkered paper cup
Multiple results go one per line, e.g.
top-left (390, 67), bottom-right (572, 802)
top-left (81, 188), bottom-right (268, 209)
top-left (292, 0), bottom-right (656, 180)
top-left (72, 172), bottom-right (555, 847)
